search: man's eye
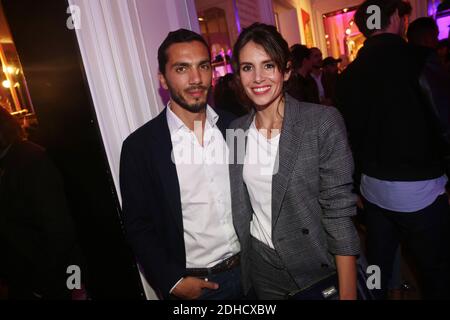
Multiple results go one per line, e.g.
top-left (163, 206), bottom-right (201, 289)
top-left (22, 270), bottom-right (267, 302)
top-left (200, 64), bottom-right (211, 71)
top-left (176, 66), bottom-right (187, 73)
top-left (241, 65), bottom-right (252, 72)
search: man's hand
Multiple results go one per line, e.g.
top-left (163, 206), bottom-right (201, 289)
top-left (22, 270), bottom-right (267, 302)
top-left (356, 195), bottom-right (364, 210)
top-left (171, 277), bottom-right (219, 300)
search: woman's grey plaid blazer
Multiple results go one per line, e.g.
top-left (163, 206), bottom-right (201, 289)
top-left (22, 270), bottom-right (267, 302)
top-left (227, 94), bottom-right (361, 295)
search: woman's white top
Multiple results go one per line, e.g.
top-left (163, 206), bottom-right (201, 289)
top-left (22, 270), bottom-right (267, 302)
top-left (243, 118), bottom-right (281, 249)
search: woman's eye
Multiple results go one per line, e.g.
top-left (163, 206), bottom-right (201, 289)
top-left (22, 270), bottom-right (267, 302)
top-left (241, 65), bottom-right (252, 72)
top-left (265, 63), bottom-right (275, 70)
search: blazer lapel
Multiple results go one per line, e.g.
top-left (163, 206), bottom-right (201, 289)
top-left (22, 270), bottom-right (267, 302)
top-left (271, 95), bottom-right (305, 229)
top-left (151, 110), bottom-right (183, 235)
top-left (229, 110), bottom-right (255, 232)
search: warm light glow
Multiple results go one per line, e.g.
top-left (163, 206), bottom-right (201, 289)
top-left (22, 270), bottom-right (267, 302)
top-left (2, 65), bottom-right (16, 74)
top-left (11, 109), bottom-right (28, 116)
top-left (350, 20), bottom-right (354, 26)
top-left (14, 82), bottom-right (20, 88)
top-left (2, 80), bottom-right (11, 88)
top-left (198, 17), bottom-right (204, 22)
top-left (343, 8), bottom-right (348, 13)
top-left (345, 28), bottom-right (351, 35)
top-left (325, 34), bottom-right (329, 39)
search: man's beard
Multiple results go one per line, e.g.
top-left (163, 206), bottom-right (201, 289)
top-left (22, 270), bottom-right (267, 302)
top-left (168, 85), bottom-right (210, 113)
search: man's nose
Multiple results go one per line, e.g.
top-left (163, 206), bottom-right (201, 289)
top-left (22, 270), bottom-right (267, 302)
top-left (189, 68), bottom-right (202, 84)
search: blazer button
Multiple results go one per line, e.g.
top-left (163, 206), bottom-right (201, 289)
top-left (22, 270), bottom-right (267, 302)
top-left (321, 263), bottom-right (329, 268)
top-left (302, 229), bottom-right (309, 235)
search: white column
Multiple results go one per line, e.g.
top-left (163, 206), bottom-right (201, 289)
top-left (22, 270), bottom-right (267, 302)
top-left (69, 0), bottom-right (200, 300)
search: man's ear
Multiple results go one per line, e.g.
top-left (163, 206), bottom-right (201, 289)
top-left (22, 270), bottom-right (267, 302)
top-left (158, 72), bottom-right (169, 90)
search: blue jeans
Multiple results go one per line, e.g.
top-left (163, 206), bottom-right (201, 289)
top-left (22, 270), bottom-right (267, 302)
top-left (197, 266), bottom-right (243, 300)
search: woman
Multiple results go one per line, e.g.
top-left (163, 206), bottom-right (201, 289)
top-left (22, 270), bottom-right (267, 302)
top-left (228, 23), bottom-right (360, 300)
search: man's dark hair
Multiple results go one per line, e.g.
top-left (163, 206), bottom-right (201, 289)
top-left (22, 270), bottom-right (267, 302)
top-left (232, 23), bottom-right (291, 76)
top-left (407, 17), bottom-right (439, 46)
top-left (0, 107), bottom-right (25, 148)
top-left (157, 29), bottom-right (210, 75)
top-left (290, 44), bottom-right (311, 70)
top-left (355, 0), bottom-right (412, 38)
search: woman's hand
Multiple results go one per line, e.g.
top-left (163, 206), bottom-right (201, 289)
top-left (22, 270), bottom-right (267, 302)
top-left (335, 255), bottom-right (357, 300)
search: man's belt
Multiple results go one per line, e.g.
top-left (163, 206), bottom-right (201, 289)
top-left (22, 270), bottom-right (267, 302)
top-left (185, 254), bottom-right (240, 277)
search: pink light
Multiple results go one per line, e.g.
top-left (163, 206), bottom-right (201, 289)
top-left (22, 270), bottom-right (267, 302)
top-left (436, 15), bottom-right (450, 40)
top-left (232, 0), bottom-right (242, 34)
top-left (428, 1), bottom-right (439, 16)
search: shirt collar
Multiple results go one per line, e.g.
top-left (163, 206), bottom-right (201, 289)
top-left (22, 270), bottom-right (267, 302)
top-left (166, 102), bottom-right (219, 135)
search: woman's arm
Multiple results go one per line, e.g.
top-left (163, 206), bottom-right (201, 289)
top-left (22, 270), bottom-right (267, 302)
top-left (336, 255), bottom-right (357, 300)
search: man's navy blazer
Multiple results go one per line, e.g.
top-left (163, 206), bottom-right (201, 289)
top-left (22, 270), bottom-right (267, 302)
top-left (119, 107), bottom-right (236, 299)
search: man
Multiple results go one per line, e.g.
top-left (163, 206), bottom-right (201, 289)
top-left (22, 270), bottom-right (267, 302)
top-left (322, 57), bottom-right (342, 76)
top-left (337, 0), bottom-right (450, 299)
top-left (408, 17), bottom-right (450, 175)
top-left (309, 47), bottom-right (326, 103)
top-left (0, 108), bottom-right (79, 299)
top-left (288, 44), bottom-right (320, 104)
top-left (321, 57), bottom-right (342, 106)
top-left (120, 29), bottom-right (242, 300)
top-left (407, 17), bottom-right (440, 49)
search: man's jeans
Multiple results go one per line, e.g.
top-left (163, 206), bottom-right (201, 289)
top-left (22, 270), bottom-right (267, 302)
top-left (364, 193), bottom-right (450, 299)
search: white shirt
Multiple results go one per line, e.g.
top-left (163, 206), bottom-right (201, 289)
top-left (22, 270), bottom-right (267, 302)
top-left (311, 71), bottom-right (325, 101)
top-left (167, 104), bottom-right (240, 271)
top-left (243, 118), bottom-right (280, 249)
top-left (360, 174), bottom-right (448, 212)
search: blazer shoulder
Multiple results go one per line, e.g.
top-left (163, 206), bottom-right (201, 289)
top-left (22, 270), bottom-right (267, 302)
top-left (122, 110), bottom-right (167, 151)
top-left (287, 96), bottom-right (331, 121)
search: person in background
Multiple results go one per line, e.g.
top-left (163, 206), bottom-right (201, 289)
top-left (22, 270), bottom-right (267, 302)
top-left (0, 107), bottom-right (79, 300)
top-left (287, 44), bottom-right (320, 104)
top-left (337, 0), bottom-right (450, 299)
top-left (407, 17), bottom-right (439, 49)
top-left (437, 39), bottom-right (450, 72)
top-left (321, 57), bottom-right (342, 106)
top-left (213, 73), bottom-right (248, 117)
top-left (309, 47), bottom-right (327, 103)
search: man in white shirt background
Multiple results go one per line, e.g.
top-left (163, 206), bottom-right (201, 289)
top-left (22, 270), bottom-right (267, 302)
top-left (119, 29), bottom-right (242, 300)
top-left (310, 47), bottom-right (325, 103)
